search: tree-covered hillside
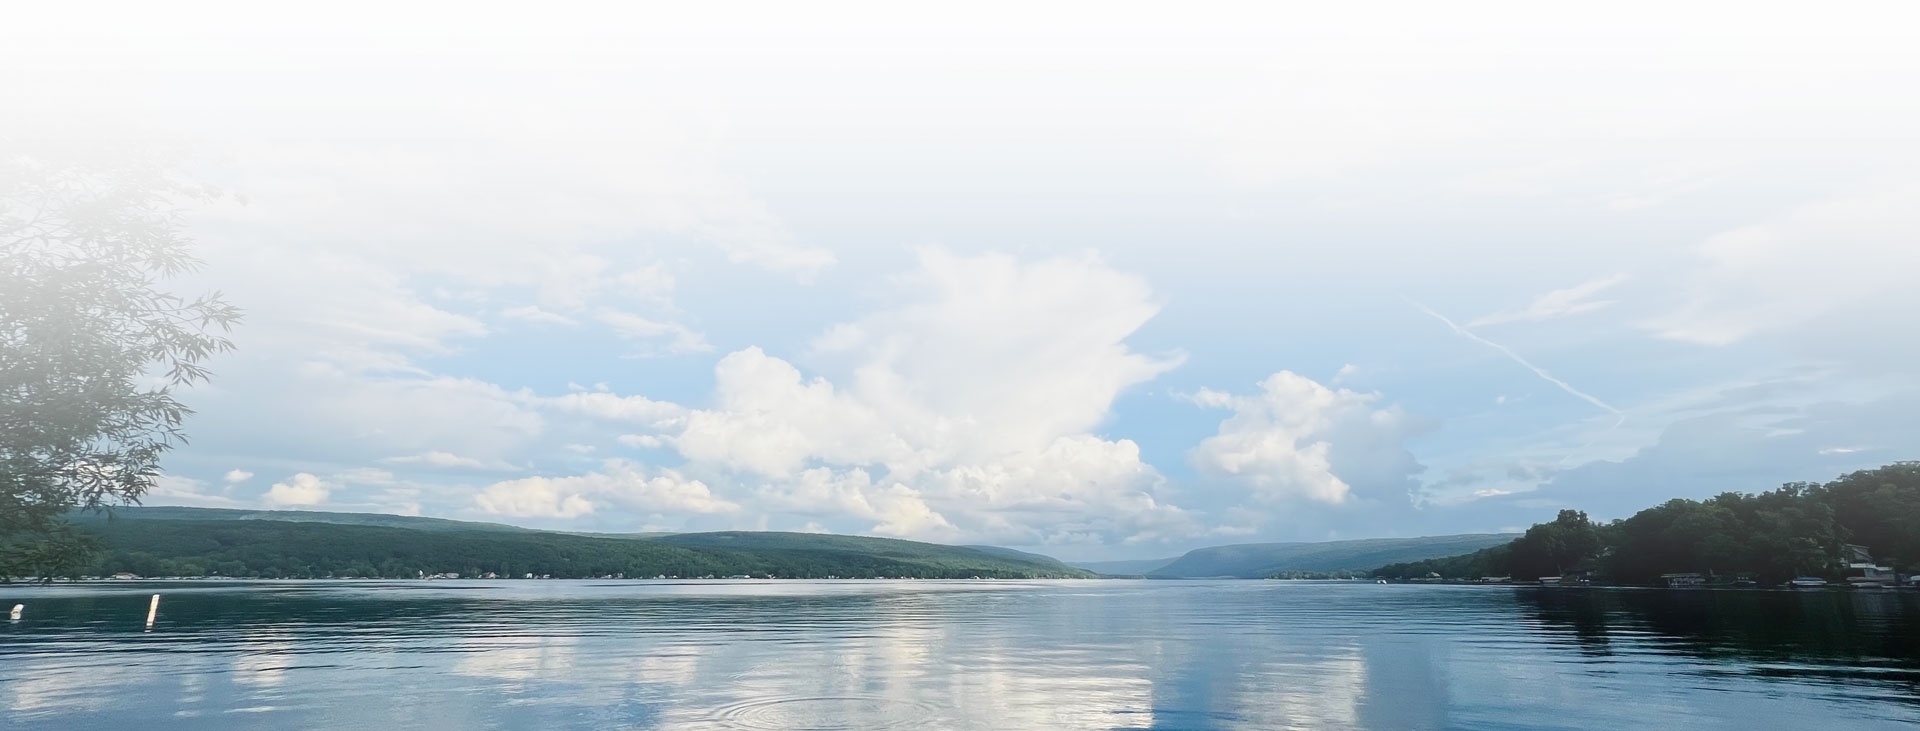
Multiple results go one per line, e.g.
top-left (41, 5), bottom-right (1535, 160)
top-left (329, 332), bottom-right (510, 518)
top-left (1069, 557), bottom-right (1181, 576)
top-left (76, 506), bottom-right (540, 533)
top-left (1375, 462), bottom-right (1920, 585)
top-left (46, 513), bottom-right (1096, 580)
top-left (1145, 534), bottom-right (1517, 578)
top-left (652, 531), bottom-right (1094, 578)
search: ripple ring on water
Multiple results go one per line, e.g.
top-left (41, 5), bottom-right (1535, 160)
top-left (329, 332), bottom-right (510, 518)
top-left (710, 695), bottom-right (945, 731)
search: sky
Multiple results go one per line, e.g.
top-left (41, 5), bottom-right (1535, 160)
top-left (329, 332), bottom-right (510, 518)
top-left (6, 2), bottom-right (1919, 560)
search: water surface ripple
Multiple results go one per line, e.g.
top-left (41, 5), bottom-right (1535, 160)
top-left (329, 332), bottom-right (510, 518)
top-left (4, 580), bottom-right (1918, 730)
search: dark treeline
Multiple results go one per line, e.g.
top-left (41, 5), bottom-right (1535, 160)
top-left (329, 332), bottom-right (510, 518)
top-left (51, 519), bottom-right (1094, 581)
top-left (1376, 463), bottom-right (1920, 585)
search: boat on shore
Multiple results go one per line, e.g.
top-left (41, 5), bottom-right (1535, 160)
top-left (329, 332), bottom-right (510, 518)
top-left (1839, 544), bottom-right (1897, 590)
top-left (1789, 577), bottom-right (1828, 589)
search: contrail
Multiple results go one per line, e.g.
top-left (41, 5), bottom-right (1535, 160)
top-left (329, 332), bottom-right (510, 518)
top-left (1405, 298), bottom-right (1621, 416)
top-left (1556, 412), bottom-right (1631, 466)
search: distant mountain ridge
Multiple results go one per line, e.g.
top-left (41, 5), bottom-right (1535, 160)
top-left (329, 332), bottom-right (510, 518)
top-left (1068, 557), bottom-right (1182, 576)
top-left (962, 545), bottom-right (1085, 573)
top-left (75, 507), bottom-right (1513, 580)
top-left (64, 507), bottom-right (1095, 580)
top-left (78, 506), bottom-right (538, 532)
top-left (1140, 534), bottom-right (1519, 578)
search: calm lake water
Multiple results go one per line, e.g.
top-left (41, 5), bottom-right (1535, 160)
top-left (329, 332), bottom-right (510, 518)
top-left (4, 580), bottom-right (1919, 730)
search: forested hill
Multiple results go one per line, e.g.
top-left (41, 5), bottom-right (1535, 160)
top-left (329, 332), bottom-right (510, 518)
top-left (75, 506), bottom-right (540, 533)
top-left (963, 545), bottom-right (1088, 573)
top-left (1141, 534), bottom-right (1517, 578)
top-left (1374, 462), bottom-right (1920, 586)
top-left (58, 509), bottom-right (1096, 580)
top-left (1069, 557), bottom-right (1181, 576)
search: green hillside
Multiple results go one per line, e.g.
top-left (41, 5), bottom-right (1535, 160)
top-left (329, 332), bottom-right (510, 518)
top-left (53, 507), bottom-right (1533, 582)
top-left (56, 509), bottom-right (1095, 580)
top-left (964, 545), bottom-right (1085, 572)
top-left (1147, 534), bottom-right (1518, 578)
top-left (653, 532), bottom-right (1094, 577)
top-left (78, 506), bottom-right (537, 533)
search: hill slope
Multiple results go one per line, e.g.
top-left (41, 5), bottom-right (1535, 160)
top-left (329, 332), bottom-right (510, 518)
top-left (63, 509), bottom-right (1093, 580)
top-left (964, 545), bottom-right (1085, 572)
top-left (1147, 534), bottom-right (1517, 578)
top-left (653, 532), bottom-right (1095, 577)
top-left (75, 506), bottom-right (537, 533)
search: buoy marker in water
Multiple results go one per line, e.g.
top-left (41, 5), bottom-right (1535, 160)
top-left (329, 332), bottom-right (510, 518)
top-left (9, 604), bottom-right (20, 620)
top-left (145, 594), bottom-right (160, 628)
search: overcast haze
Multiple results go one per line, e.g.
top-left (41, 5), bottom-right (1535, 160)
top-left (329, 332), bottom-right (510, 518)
top-left (7, 2), bottom-right (1918, 559)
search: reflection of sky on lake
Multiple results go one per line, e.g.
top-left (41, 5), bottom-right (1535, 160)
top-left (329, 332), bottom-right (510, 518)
top-left (5, 581), bottom-right (1920, 730)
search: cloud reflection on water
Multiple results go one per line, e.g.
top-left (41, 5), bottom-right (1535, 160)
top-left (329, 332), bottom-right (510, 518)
top-left (5, 581), bottom-right (1920, 730)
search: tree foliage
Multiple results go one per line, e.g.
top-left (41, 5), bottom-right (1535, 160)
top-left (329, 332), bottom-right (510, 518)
top-left (1376, 463), bottom-right (1920, 585)
top-left (1604, 485), bottom-right (1841, 585)
top-left (1506, 509), bottom-right (1600, 580)
top-left (1, 156), bottom-right (239, 580)
top-left (1821, 462), bottom-right (1920, 570)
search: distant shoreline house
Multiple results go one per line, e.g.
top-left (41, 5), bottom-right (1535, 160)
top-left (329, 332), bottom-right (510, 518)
top-left (1840, 544), bottom-right (1896, 588)
top-left (1660, 572), bottom-right (1706, 588)
top-left (1540, 561), bottom-right (1598, 587)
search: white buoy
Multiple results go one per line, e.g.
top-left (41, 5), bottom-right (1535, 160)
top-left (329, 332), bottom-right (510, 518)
top-left (8, 604), bottom-right (20, 620)
top-left (145, 594), bottom-right (160, 628)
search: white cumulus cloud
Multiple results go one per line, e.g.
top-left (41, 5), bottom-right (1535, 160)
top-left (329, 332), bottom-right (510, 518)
top-left (475, 477), bottom-right (597, 519)
top-left (653, 249), bottom-right (1192, 544)
top-left (1189, 371), bottom-right (1420, 505)
top-left (263, 473), bottom-right (332, 506)
top-left (476, 460), bottom-right (738, 519)
top-left (752, 468), bottom-right (960, 541)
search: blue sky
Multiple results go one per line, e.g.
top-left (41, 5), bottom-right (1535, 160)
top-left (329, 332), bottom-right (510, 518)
top-left (8, 2), bottom-right (1919, 559)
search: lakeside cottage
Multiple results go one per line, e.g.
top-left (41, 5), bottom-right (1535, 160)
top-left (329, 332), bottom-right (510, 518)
top-left (1840, 544), bottom-right (1896, 588)
top-left (1661, 573), bottom-right (1706, 588)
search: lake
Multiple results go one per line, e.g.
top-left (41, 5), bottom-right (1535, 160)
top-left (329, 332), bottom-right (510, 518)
top-left (4, 580), bottom-right (1918, 730)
